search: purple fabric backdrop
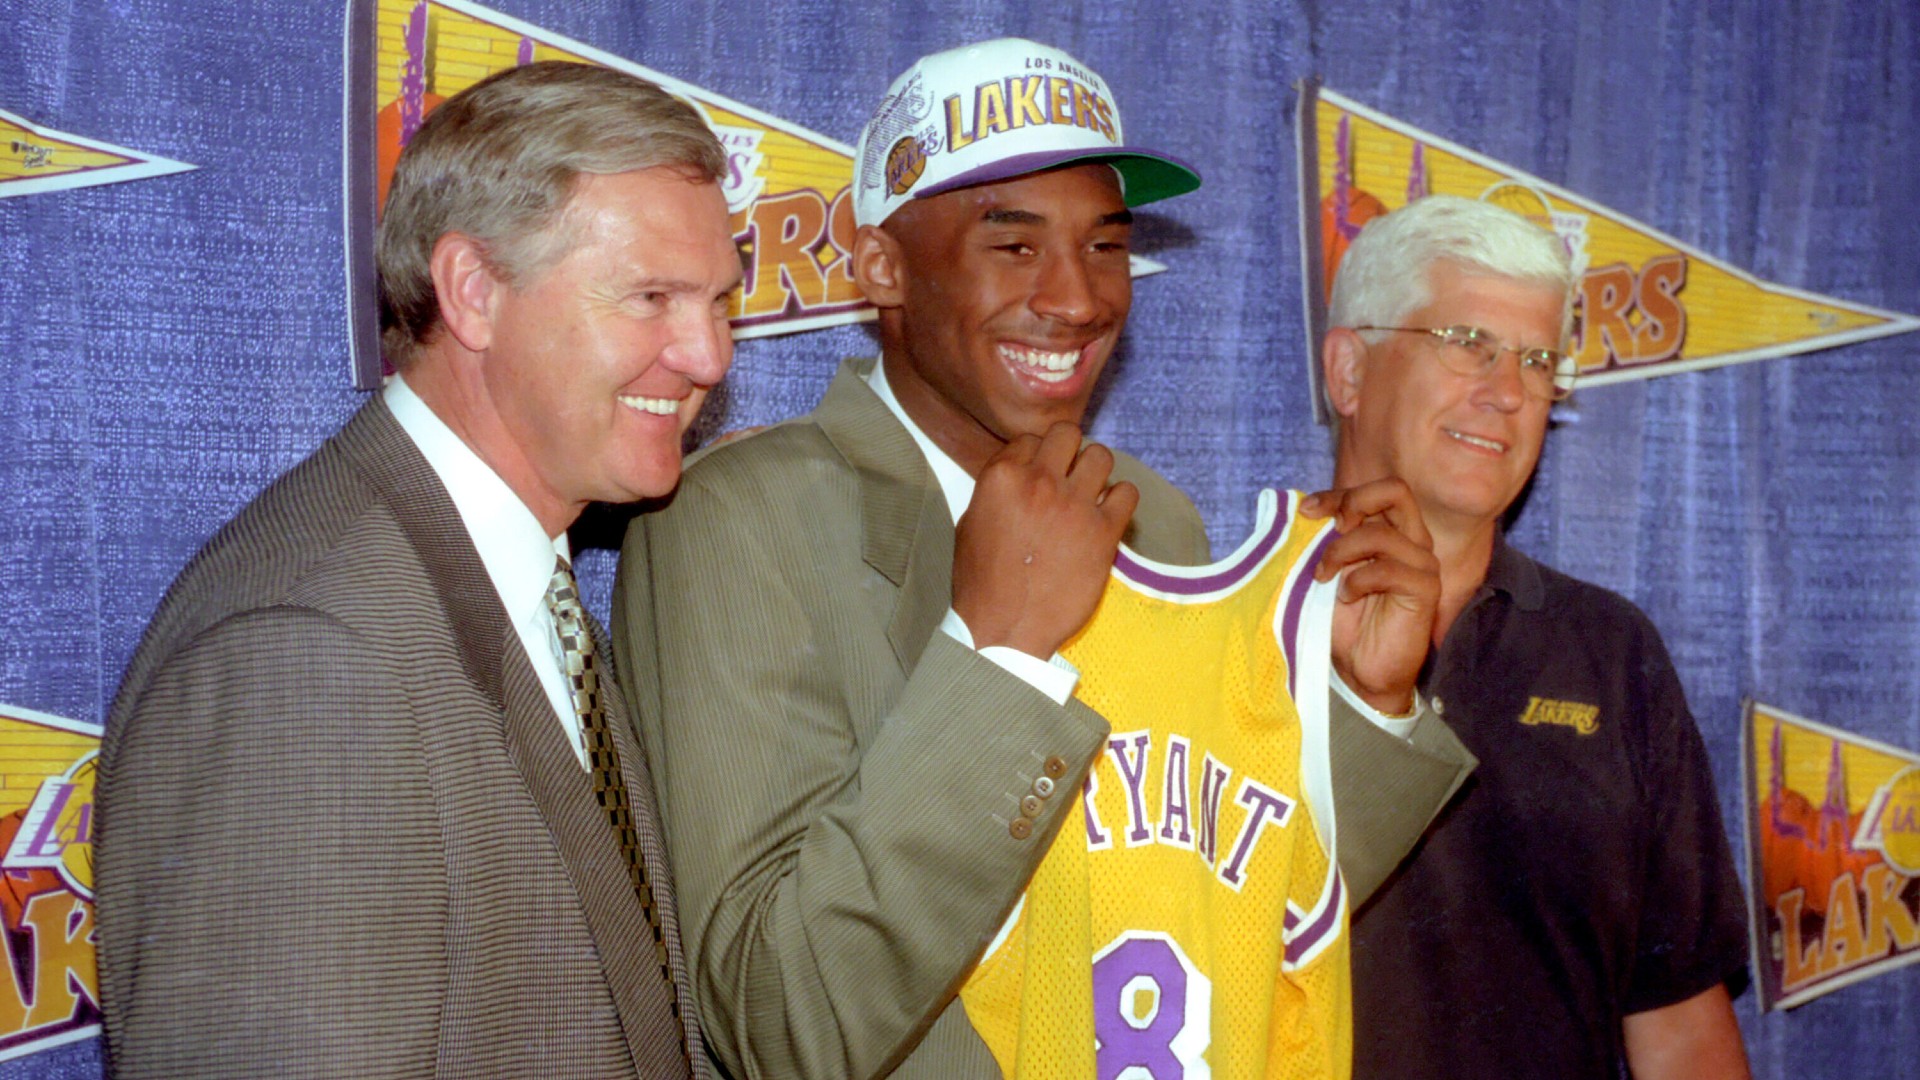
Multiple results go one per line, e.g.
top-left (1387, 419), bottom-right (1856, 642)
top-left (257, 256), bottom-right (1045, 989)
top-left (2, 1), bottom-right (1914, 1076)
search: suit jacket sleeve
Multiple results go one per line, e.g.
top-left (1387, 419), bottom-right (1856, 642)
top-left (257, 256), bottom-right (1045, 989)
top-left (98, 607), bottom-right (447, 1079)
top-left (1327, 698), bottom-right (1476, 907)
top-left (614, 463), bottom-right (1109, 1080)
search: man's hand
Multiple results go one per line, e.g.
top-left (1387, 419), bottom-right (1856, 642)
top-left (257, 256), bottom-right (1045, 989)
top-left (953, 423), bottom-right (1139, 658)
top-left (1301, 479), bottom-right (1439, 716)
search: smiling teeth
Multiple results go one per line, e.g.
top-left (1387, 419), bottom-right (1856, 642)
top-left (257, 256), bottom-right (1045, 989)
top-left (619, 395), bottom-right (678, 416)
top-left (1000, 344), bottom-right (1078, 383)
top-left (1448, 430), bottom-right (1505, 453)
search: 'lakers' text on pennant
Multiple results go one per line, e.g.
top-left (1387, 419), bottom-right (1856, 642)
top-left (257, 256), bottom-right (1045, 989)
top-left (0, 703), bottom-right (100, 1064)
top-left (1743, 701), bottom-right (1920, 1011)
top-left (1292, 82), bottom-right (1918, 418)
top-left (0, 107), bottom-right (195, 200)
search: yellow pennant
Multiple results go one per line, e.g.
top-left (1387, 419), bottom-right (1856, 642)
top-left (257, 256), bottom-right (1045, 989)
top-left (1294, 82), bottom-right (1918, 417)
top-left (0, 107), bottom-right (194, 199)
top-left (0, 702), bottom-right (100, 1061)
top-left (1743, 701), bottom-right (1920, 1010)
top-left (346, 0), bottom-right (866, 386)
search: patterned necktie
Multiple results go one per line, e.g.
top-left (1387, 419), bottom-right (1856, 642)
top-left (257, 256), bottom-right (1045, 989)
top-left (546, 558), bottom-right (687, 1053)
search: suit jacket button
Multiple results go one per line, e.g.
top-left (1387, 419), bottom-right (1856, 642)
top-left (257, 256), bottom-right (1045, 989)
top-left (1032, 776), bottom-right (1055, 798)
top-left (1020, 794), bottom-right (1044, 817)
top-left (1009, 816), bottom-right (1033, 840)
top-left (1043, 755), bottom-right (1068, 779)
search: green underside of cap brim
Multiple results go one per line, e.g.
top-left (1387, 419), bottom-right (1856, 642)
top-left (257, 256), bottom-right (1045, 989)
top-left (1105, 154), bottom-right (1204, 207)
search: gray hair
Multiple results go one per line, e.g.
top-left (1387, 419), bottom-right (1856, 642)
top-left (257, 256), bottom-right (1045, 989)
top-left (376, 61), bottom-right (728, 369)
top-left (1328, 193), bottom-right (1576, 345)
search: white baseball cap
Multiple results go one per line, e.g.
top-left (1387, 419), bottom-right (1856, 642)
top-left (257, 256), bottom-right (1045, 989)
top-left (853, 38), bottom-right (1202, 228)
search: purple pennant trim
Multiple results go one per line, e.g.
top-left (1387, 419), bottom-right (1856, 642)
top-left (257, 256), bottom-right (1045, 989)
top-left (1280, 528), bottom-right (1336, 700)
top-left (914, 145), bottom-right (1201, 202)
top-left (1114, 498), bottom-right (1291, 596)
top-left (1284, 872), bottom-right (1345, 964)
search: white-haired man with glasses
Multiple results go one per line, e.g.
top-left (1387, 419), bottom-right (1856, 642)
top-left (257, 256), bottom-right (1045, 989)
top-left (1322, 194), bottom-right (1752, 1080)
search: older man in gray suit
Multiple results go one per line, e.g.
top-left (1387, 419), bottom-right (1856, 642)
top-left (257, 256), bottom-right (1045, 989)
top-left (95, 63), bottom-right (740, 1079)
top-left (615, 39), bottom-right (1472, 1079)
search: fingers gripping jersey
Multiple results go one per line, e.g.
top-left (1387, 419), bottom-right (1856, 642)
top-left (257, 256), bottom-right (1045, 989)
top-left (960, 490), bottom-right (1351, 1080)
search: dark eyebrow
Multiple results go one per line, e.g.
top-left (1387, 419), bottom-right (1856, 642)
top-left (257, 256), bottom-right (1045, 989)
top-left (977, 207), bottom-right (1135, 227)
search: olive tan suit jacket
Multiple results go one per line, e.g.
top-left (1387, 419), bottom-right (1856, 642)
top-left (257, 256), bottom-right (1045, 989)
top-left (612, 359), bottom-right (1472, 1080)
top-left (97, 398), bottom-right (706, 1080)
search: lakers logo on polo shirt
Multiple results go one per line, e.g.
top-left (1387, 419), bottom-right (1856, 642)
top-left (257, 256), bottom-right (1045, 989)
top-left (1519, 697), bottom-right (1600, 736)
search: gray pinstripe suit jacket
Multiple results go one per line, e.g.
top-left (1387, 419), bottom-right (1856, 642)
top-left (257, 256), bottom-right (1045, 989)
top-left (97, 397), bottom-right (706, 1079)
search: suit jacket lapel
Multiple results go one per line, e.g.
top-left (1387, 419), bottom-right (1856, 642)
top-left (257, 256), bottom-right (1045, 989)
top-left (336, 398), bottom-right (508, 708)
top-left (341, 398), bottom-right (689, 1077)
top-left (813, 359), bottom-right (955, 675)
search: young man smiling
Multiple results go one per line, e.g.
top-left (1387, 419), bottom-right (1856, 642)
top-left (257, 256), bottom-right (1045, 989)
top-left (613, 39), bottom-right (1465, 1078)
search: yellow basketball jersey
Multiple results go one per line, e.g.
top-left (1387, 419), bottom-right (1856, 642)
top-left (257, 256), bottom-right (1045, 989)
top-left (960, 489), bottom-right (1349, 1080)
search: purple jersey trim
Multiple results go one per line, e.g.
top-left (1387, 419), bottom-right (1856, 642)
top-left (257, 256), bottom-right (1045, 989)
top-left (1113, 495), bottom-right (1293, 596)
top-left (1280, 528), bottom-right (1336, 701)
top-left (1283, 871), bottom-right (1345, 964)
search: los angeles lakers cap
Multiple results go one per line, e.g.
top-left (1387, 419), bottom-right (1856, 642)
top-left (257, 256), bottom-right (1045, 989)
top-left (852, 38), bottom-right (1202, 228)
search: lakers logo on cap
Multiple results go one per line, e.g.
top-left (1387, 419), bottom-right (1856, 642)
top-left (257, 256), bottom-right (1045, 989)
top-left (886, 136), bottom-right (928, 196)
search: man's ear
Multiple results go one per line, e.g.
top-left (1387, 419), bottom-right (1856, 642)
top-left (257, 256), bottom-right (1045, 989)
top-left (1322, 328), bottom-right (1367, 420)
top-left (429, 232), bottom-right (502, 354)
top-left (850, 223), bottom-right (907, 309)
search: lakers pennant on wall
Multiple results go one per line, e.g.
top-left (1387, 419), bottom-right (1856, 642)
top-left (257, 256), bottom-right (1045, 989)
top-left (1293, 81), bottom-right (1919, 421)
top-left (0, 703), bottom-right (100, 1064)
top-left (0, 107), bottom-right (194, 200)
top-left (1744, 701), bottom-right (1920, 1011)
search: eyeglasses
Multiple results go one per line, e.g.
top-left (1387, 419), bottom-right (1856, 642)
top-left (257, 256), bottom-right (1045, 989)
top-left (1353, 324), bottom-right (1576, 402)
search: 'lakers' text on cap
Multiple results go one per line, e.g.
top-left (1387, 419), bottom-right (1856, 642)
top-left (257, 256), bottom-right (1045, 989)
top-left (852, 38), bottom-right (1202, 228)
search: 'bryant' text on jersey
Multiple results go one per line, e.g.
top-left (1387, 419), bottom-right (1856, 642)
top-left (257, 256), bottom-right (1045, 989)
top-left (1081, 728), bottom-right (1298, 893)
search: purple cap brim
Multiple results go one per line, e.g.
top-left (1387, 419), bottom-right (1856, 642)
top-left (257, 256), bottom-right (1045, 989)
top-left (913, 145), bottom-right (1203, 208)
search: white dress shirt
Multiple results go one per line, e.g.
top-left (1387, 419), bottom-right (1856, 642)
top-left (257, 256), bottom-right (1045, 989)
top-left (385, 376), bottom-right (590, 768)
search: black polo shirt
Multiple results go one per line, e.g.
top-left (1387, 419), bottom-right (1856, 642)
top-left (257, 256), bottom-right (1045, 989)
top-left (1350, 539), bottom-right (1749, 1080)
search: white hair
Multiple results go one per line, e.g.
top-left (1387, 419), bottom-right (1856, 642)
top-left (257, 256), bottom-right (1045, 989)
top-left (1328, 193), bottom-right (1576, 343)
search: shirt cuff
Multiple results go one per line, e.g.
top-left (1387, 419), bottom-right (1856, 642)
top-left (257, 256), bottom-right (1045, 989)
top-left (938, 608), bottom-right (1080, 706)
top-left (1332, 668), bottom-right (1422, 741)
